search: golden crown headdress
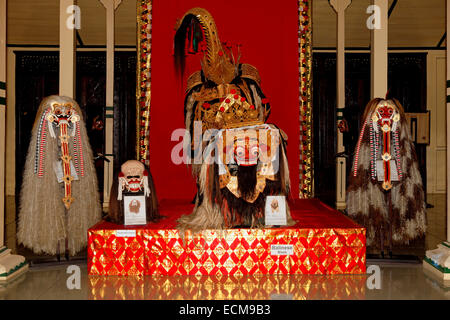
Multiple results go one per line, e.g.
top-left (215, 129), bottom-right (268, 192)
top-left (175, 8), bottom-right (269, 132)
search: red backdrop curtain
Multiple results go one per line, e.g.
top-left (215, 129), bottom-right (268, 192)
top-left (148, 0), bottom-right (300, 201)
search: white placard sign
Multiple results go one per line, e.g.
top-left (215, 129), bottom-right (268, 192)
top-left (270, 244), bottom-right (294, 256)
top-left (265, 195), bottom-right (287, 226)
top-left (123, 195), bottom-right (147, 226)
top-left (115, 230), bottom-right (136, 238)
top-left (270, 293), bottom-right (294, 300)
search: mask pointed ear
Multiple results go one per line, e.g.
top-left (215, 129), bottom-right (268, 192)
top-left (118, 172), bottom-right (125, 200)
top-left (143, 170), bottom-right (151, 197)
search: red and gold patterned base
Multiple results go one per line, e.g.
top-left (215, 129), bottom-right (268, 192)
top-left (88, 199), bottom-right (366, 276)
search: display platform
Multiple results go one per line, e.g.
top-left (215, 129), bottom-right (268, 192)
top-left (88, 199), bottom-right (366, 276)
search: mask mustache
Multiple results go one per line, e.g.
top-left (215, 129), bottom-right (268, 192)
top-left (237, 164), bottom-right (257, 199)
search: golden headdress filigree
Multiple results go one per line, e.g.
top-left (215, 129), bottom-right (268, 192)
top-left (174, 7), bottom-right (237, 85)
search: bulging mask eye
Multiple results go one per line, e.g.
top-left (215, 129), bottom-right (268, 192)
top-left (54, 107), bottom-right (62, 115)
top-left (250, 145), bottom-right (259, 156)
top-left (235, 146), bottom-right (245, 157)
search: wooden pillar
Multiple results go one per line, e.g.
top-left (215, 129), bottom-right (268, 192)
top-left (59, 0), bottom-right (77, 97)
top-left (370, 0), bottom-right (388, 98)
top-left (0, 0), bottom-right (28, 281)
top-left (447, 0), bottom-right (450, 242)
top-left (0, 0), bottom-right (6, 249)
top-left (422, 0), bottom-right (449, 279)
top-left (100, 0), bottom-right (121, 209)
top-left (330, 0), bottom-right (351, 210)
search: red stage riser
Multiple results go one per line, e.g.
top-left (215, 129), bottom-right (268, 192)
top-left (88, 227), bottom-right (366, 276)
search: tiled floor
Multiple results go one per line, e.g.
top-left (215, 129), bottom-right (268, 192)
top-left (1, 194), bottom-right (448, 300)
top-left (0, 261), bottom-right (449, 300)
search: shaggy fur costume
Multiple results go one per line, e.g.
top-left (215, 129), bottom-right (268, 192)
top-left (346, 98), bottom-right (427, 249)
top-left (177, 130), bottom-right (294, 233)
top-left (18, 96), bottom-right (102, 256)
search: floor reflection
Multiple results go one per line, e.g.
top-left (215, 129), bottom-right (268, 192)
top-left (88, 273), bottom-right (368, 300)
top-left (1, 262), bottom-right (449, 300)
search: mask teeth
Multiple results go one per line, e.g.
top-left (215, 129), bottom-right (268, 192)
top-left (128, 183), bottom-right (141, 190)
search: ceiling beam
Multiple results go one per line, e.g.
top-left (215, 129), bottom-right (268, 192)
top-left (388, 0), bottom-right (398, 18)
top-left (437, 32), bottom-right (446, 48)
top-left (76, 30), bottom-right (84, 47)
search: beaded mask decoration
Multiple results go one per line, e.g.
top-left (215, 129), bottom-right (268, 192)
top-left (36, 100), bottom-right (84, 209)
top-left (353, 99), bottom-right (402, 191)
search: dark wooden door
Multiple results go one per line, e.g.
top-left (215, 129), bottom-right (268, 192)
top-left (312, 53), bottom-right (371, 207)
top-left (388, 53), bottom-right (428, 193)
top-left (15, 52), bottom-right (60, 199)
top-left (15, 51), bottom-right (136, 205)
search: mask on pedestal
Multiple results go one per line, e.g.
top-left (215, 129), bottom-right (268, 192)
top-left (108, 160), bottom-right (160, 224)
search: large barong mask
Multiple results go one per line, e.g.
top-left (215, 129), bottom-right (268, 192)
top-left (17, 95), bottom-right (102, 256)
top-left (179, 124), bottom-right (292, 232)
top-left (175, 8), bottom-right (294, 232)
top-left (216, 126), bottom-right (281, 203)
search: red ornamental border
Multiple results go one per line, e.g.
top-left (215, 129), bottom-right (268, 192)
top-left (88, 227), bottom-right (366, 276)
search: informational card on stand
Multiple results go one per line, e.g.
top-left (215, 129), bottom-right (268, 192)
top-left (123, 195), bottom-right (147, 226)
top-left (265, 195), bottom-right (287, 226)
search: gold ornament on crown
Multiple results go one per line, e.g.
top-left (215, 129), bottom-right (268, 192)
top-left (192, 84), bottom-right (265, 132)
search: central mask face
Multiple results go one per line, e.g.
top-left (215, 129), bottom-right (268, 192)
top-left (372, 102), bottom-right (400, 132)
top-left (233, 136), bottom-right (259, 166)
top-left (47, 102), bottom-right (79, 124)
top-left (120, 160), bottom-right (146, 193)
top-left (216, 127), bottom-right (280, 203)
